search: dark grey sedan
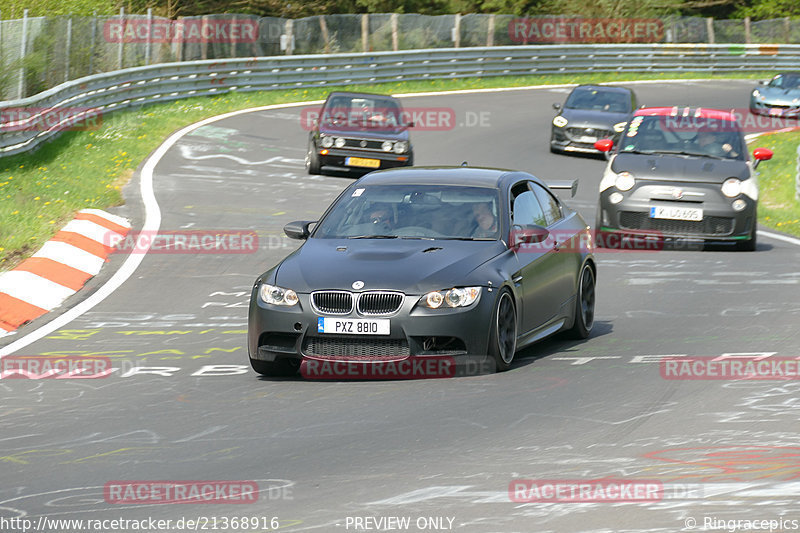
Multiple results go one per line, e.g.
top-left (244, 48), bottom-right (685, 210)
top-left (248, 166), bottom-right (596, 378)
top-left (550, 84), bottom-right (638, 154)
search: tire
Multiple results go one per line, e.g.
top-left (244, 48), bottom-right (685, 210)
top-left (565, 263), bottom-right (595, 339)
top-left (250, 357), bottom-right (300, 377)
top-left (488, 289), bottom-right (517, 372)
top-left (306, 142), bottom-right (321, 175)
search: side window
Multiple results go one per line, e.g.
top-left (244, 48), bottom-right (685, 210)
top-left (531, 183), bottom-right (563, 226)
top-left (511, 183), bottom-right (547, 227)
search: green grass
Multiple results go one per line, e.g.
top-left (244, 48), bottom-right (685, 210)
top-left (749, 130), bottom-right (800, 237)
top-left (0, 69), bottom-right (792, 269)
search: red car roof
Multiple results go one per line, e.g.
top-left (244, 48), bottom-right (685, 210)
top-left (633, 106), bottom-right (736, 121)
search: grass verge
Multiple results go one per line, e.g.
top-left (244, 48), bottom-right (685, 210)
top-left (749, 130), bottom-right (800, 237)
top-left (0, 69), bottom-right (792, 270)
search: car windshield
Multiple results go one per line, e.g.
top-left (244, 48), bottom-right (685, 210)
top-left (618, 115), bottom-right (745, 160)
top-left (321, 95), bottom-right (405, 130)
top-left (313, 184), bottom-right (501, 240)
top-left (769, 74), bottom-right (800, 89)
top-left (565, 88), bottom-right (631, 113)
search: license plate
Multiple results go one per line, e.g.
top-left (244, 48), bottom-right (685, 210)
top-left (577, 136), bottom-right (597, 143)
top-left (317, 317), bottom-right (390, 335)
top-left (769, 108), bottom-right (783, 116)
top-left (649, 206), bottom-right (703, 221)
top-left (345, 157), bottom-right (380, 168)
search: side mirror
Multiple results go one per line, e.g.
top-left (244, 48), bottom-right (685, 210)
top-left (284, 220), bottom-right (315, 240)
top-left (752, 147), bottom-right (773, 169)
top-left (509, 225), bottom-right (550, 251)
top-left (552, 103), bottom-right (562, 111)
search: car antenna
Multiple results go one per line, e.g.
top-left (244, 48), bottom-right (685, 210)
top-left (460, 161), bottom-right (468, 167)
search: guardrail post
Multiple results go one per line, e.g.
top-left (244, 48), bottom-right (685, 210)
top-left (65, 15), bottom-right (73, 82)
top-left (319, 16), bottom-right (331, 54)
top-left (361, 14), bottom-right (368, 52)
top-left (391, 13), bottom-right (398, 51)
top-left (706, 17), bottom-right (714, 44)
top-left (117, 7), bottom-right (124, 70)
top-left (89, 11), bottom-right (96, 75)
top-left (146, 8), bottom-right (153, 64)
top-left (452, 13), bottom-right (461, 48)
top-left (487, 15), bottom-right (495, 46)
top-left (745, 16), bottom-right (751, 44)
top-left (18, 9), bottom-right (28, 99)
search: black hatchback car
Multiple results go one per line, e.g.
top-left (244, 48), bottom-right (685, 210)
top-left (550, 84), bottom-right (638, 154)
top-left (305, 91), bottom-right (414, 175)
top-left (248, 166), bottom-right (596, 378)
top-left (594, 107), bottom-right (773, 251)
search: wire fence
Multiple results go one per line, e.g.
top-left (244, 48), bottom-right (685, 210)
top-left (1, 11), bottom-right (798, 100)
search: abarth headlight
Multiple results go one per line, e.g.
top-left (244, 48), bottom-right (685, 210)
top-left (420, 287), bottom-right (481, 309)
top-left (721, 178), bottom-right (742, 198)
top-left (615, 171), bottom-right (635, 192)
top-left (259, 284), bottom-right (299, 306)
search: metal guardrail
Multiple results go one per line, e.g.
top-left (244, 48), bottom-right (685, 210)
top-left (0, 44), bottom-right (795, 158)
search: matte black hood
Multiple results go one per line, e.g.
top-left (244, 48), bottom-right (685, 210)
top-left (273, 238), bottom-right (504, 294)
top-left (612, 153), bottom-right (751, 184)
top-left (560, 108), bottom-right (629, 129)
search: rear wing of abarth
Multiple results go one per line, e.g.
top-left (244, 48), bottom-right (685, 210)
top-left (545, 179), bottom-right (578, 197)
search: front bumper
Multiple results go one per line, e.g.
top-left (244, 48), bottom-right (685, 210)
top-left (318, 147), bottom-right (412, 171)
top-left (750, 98), bottom-right (800, 118)
top-left (597, 183), bottom-right (756, 244)
top-left (248, 287), bottom-right (498, 365)
top-left (551, 126), bottom-right (617, 153)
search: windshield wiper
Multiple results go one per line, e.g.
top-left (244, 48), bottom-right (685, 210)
top-left (649, 150), bottom-right (726, 160)
top-left (348, 234), bottom-right (399, 239)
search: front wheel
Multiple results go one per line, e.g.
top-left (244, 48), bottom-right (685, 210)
top-left (565, 263), bottom-right (595, 339)
top-left (488, 290), bottom-right (517, 372)
top-left (306, 142), bottom-right (321, 175)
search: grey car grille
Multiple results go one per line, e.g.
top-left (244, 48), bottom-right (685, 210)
top-left (303, 337), bottom-right (410, 359)
top-left (311, 291), bottom-right (353, 314)
top-left (312, 290), bottom-right (403, 316)
top-left (619, 212), bottom-right (734, 236)
top-left (357, 291), bottom-right (404, 315)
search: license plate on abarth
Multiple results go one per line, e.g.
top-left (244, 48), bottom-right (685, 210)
top-left (649, 205), bottom-right (703, 221)
top-left (317, 317), bottom-right (390, 335)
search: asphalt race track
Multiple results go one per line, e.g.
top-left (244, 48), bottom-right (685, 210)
top-left (2, 79), bottom-right (800, 533)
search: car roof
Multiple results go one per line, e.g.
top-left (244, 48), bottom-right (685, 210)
top-left (355, 166), bottom-right (530, 188)
top-left (326, 91), bottom-right (400, 101)
top-left (634, 106), bottom-right (736, 121)
top-left (571, 84), bottom-right (633, 94)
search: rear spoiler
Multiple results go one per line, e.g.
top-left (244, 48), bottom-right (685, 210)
top-left (545, 179), bottom-right (578, 198)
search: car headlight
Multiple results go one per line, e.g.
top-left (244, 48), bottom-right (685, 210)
top-left (393, 141), bottom-right (408, 154)
top-left (420, 287), bottom-right (481, 309)
top-left (382, 141), bottom-right (393, 152)
top-left (259, 284), bottom-right (299, 306)
top-left (320, 135), bottom-right (333, 148)
top-left (615, 171), bottom-right (635, 191)
top-left (613, 122), bottom-right (627, 133)
top-left (553, 116), bottom-right (568, 128)
top-left (334, 137), bottom-right (346, 148)
top-left (752, 89), bottom-right (761, 98)
top-left (721, 178), bottom-right (742, 198)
